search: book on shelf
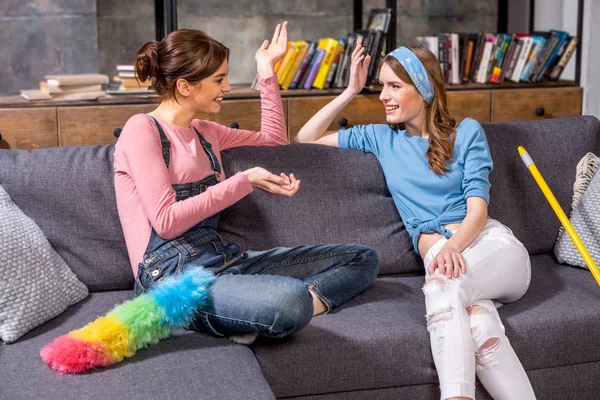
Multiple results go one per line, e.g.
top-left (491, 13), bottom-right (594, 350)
top-left (44, 74), bottom-right (109, 87)
top-left (289, 41), bottom-right (317, 89)
top-left (39, 81), bottom-right (103, 94)
top-left (21, 89), bottom-right (105, 101)
top-left (20, 90), bottom-right (52, 101)
top-left (507, 37), bottom-right (533, 82)
top-left (113, 76), bottom-right (152, 89)
top-left (549, 37), bottom-right (579, 81)
top-left (281, 41), bottom-right (309, 90)
top-left (312, 38), bottom-right (339, 89)
top-left (277, 42), bottom-right (300, 86)
top-left (302, 48), bottom-right (326, 89)
top-left (412, 28), bottom-right (578, 85)
top-left (116, 64), bottom-right (135, 71)
top-left (324, 39), bottom-right (346, 88)
top-left (249, 8), bottom-right (390, 91)
top-left (106, 88), bottom-right (157, 97)
top-left (117, 71), bottom-right (137, 78)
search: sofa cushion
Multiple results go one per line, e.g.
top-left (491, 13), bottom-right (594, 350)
top-left (1, 290), bottom-right (275, 400)
top-left (252, 254), bottom-right (600, 398)
top-left (0, 145), bottom-right (132, 291)
top-left (483, 116), bottom-right (600, 255)
top-left (0, 184), bottom-right (88, 343)
top-left (220, 143), bottom-right (423, 275)
top-left (555, 154), bottom-right (600, 269)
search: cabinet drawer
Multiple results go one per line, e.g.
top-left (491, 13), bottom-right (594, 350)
top-left (288, 95), bottom-right (386, 141)
top-left (491, 87), bottom-right (582, 122)
top-left (447, 91), bottom-right (491, 123)
top-left (214, 99), bottom-right (288, 133)
top-left (0, 108), bottom-right (58, 150)
top-left (58, 104), bottom-right (160, 146)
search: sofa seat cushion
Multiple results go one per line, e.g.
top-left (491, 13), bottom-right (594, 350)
top-left (252, 254), bottom-right (600, 398)
top-left (1, 291), bottom-right (275, 400)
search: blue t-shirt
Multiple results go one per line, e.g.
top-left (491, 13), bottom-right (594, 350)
top-left (338, 118), bottom-right (493, 255)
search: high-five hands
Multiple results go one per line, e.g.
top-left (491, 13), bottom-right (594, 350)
top-left (243, 167), bottom-right (300, 197)
top-left (255, 21), bottom-right (289, 77)
top-left (346, 42), bottom-right (371, 95)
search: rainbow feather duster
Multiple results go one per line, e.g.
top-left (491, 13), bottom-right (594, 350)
top-left (41, 267), bottom-right (215, 374)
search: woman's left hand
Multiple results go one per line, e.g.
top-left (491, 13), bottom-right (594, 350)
top-left (428, 244), bottom-right (467, 279)
top-left (255, 21), bottom-right (288, 77)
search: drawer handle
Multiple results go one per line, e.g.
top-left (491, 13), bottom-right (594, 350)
top-left (535, 107), bottom-right (545, 117)
top-left (230, 122), bottom-right (239, 129)
top-left (113, 128), bottom-right (122, 138)
top-left (338, 117), bottom-right (348, 127)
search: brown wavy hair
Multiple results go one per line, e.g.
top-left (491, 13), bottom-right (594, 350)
top-left (134, 29), bottom-right (229, 101)
top-left (382, 46), bottom-right (456, 175)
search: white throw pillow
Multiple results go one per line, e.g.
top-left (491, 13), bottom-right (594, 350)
top-left (554, 154), bottom-right (600, 269)
top-left (0, 185), bottom-right (88, 343)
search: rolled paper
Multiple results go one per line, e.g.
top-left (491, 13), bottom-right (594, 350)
top-left (40, 267), bottom-right (215, 373)
top-left (519, 146), bottom-right (600, 286)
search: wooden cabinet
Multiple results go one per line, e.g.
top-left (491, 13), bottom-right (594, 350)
top-left (0, 108), bottom-right (58, 150)
top-left (288, 95), bottom-right (387, 141)
top-left (58, 104), bottom-right (157, 147)
top-left (0, 85), bottom-right (584, 149)
top-left (447, 91), bottom-right (491, 123)
top-left (215, 99), bottom-right (288, 132)
top-left (57, 105), bottom-right (213, 147)
top-left (491, 87), bottom-right (582, 122)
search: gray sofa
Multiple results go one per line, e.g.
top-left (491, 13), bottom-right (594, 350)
top-left (1, 116), bottom-right (600, 400)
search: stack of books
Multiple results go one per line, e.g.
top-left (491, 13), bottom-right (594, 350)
top-left (107, 65), bottom-right (156, 97)
top-left (415, 29), bottom-right (579, 85)
top-left (251, 8), bottom-right (392, 91)
top-left (20, 74), bottom-right (108, 101)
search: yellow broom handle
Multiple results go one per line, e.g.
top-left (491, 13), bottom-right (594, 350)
top-left (518, 146), bottom-right (600, 286)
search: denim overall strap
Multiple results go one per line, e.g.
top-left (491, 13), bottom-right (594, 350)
top-left (148, 116), bottom-right (172, 168)
top-left (193, 128), bottom-right (222, 177)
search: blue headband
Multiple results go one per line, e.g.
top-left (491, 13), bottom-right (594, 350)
top-left (388, 46), bottom-right (434, 104)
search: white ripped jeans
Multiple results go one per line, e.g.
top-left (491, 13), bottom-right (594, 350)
top-left (422, 219), bottom-right (536, 400)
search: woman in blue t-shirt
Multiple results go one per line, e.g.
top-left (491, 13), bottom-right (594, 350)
top-left (296, 44), bottom-right (535, 400)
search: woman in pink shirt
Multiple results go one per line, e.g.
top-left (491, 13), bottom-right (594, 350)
top-left (114, 23), bottom-right (379, 344)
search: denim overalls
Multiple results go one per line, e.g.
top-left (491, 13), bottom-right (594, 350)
top-left (134, 116), bottom-right (380, 339)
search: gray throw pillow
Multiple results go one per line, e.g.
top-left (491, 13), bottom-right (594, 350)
top-left (554, 156), bottom-right (600, 269)
top-left (0, 185), bottom-right (88, 343)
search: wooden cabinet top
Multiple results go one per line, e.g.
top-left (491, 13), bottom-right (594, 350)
top-left (0, 80), bottom-right (579, 109)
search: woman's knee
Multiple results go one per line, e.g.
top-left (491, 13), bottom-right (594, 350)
top-left (263, 280), bottom-right (314, 338)
top-left (422, 275), bottom-right (464, 331)
top-left (355, 246), bottom-right (380, 279)
top-left (467, 305), bottom-right (505, 369)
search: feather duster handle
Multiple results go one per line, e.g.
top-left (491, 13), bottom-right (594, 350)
top-left (40, 267), bottom-right (215, 374)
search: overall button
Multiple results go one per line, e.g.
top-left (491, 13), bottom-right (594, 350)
top-left (151, 269), bottom-right (161, 277)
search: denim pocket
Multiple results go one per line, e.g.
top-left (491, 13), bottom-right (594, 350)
top-left (135, 263), bottom-right (150, 295)
top-left (144, 251), bottom-right (184, 287)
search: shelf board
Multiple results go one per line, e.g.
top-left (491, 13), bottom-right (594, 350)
top-left (0, 80), bottom-right (578, 108)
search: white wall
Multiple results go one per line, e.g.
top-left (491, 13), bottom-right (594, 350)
top-left (534, 0), bottom-right (598, 117)
top-left (581, 0), bottom-right (599, 117)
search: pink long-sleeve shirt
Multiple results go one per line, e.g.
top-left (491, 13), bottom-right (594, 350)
top-left (114, 75), bottom-right (287, 275)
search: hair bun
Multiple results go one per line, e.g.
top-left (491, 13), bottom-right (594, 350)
top-left (135, 41), bottom-right (160, 82)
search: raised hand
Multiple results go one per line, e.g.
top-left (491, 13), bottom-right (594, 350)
top-left (243, 166), bottom-right (300, 197)
top-left (346, 42), bottom-right (371, 95)
top-left (255, 21), bottom-right (289, 77)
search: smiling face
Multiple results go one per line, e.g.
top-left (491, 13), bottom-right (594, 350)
top-left (378, 62), bottom-right (427, 126)
top-left (187, 59), bottom-right (232, 114)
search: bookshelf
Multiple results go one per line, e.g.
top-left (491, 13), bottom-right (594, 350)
top-left (0, 0), bottom-right (584, 150)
